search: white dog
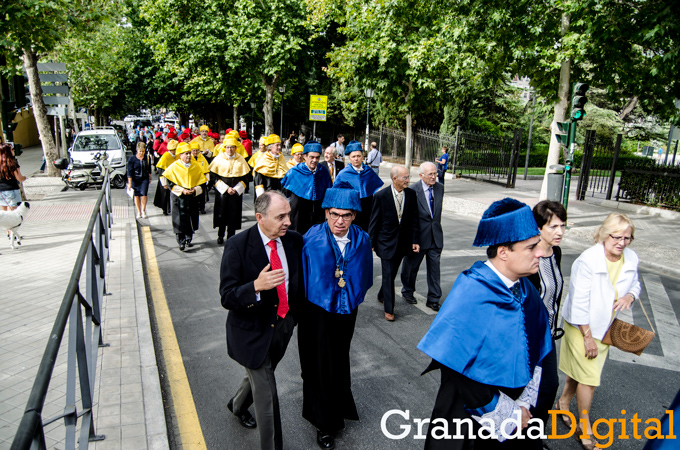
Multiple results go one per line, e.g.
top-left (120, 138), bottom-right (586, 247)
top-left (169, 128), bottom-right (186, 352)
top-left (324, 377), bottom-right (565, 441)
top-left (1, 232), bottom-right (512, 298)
top-left (0, 201), bottom-right (30, 249)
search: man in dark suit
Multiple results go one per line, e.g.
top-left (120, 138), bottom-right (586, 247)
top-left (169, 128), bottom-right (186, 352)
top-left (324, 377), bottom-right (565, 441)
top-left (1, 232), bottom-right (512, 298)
top-left (220, 190), bottom-right (302, 450)
top-left (369, 165), bottom-right (420, 321)
top-left (320, 146), bottom-right (345, 183)
top-left (400, 162), bottom-right (444, 311)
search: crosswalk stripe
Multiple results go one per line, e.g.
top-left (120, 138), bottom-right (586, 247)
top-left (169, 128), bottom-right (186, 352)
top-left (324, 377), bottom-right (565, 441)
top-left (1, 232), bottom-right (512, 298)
top-left (609, 274), bottom-right (680, 372)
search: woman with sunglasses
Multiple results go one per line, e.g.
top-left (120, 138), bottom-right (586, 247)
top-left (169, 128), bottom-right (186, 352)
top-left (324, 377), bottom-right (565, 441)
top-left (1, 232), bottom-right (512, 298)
top-left (556, 213), bottom-right (640, 449)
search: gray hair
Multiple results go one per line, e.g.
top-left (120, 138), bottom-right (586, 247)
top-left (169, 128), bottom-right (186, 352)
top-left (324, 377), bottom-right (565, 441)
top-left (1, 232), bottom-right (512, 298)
top-left (255, 191), bottom-right (287, 216)
top-left (419, 162), bottom-right (436, 174)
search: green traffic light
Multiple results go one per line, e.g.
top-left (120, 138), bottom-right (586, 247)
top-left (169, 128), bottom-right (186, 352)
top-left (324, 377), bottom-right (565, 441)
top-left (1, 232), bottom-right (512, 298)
top-left (572, 110), bottom-right (586, 120)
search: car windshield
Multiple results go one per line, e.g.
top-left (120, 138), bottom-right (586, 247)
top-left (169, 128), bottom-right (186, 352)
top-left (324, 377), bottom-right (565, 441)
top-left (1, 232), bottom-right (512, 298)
top-left (73, 134), bottom-right (120, 152)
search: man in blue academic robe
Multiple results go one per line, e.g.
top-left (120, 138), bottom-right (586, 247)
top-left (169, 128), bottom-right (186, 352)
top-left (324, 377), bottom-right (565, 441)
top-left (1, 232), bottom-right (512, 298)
top-left (418, 198), bottom-right (553, 450)
top-left (333, 140), bottom-right (383, 231)
top-left (298, 182), bottom-right (373, 450)
top-left (281, 140), bottom-right (332, 235)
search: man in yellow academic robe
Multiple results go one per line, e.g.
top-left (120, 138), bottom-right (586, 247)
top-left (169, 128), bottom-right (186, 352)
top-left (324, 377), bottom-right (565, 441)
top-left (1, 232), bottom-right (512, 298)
top-left (252, 134), bottom-right (288, 197)
top-left (162, 142), bottom-right (208, 251)
top-left (190, 125), bottom-right (215, 160)
top-left (153, 139), bottom-right (178, 215)
top-left (208, 136), bottom-right (250, 244)
top-left (287, 143), bottom-right (304, 168)
top-left (191, 142), bottom-right (211, 214)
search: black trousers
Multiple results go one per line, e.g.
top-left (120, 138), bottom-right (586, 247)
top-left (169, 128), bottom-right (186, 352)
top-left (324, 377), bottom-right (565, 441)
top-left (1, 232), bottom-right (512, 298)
top-left (298, 301), bottom-right (359, 434)
top-left (401, 246), bottom-right (442, 303)
top-left (378, 250), bottom-right (406, 314)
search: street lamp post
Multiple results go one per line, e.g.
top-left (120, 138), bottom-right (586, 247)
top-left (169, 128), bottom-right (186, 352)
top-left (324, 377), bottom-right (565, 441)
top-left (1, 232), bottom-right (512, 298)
top-left (364, 88), bottom-right (375, 152)
top-left (250, 101), bottom-right (256, 139)
top-left (279, 84), bottom-right (286, 139)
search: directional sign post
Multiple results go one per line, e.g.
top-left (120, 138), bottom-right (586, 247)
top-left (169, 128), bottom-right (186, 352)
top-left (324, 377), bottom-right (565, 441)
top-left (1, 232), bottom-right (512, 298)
top-left (309, 95), bottom-right (327, 140)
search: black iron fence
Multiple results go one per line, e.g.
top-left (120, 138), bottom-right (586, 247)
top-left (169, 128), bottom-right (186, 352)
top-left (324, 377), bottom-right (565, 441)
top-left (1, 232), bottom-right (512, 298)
top-left (359, 126), bottom-right (522, 187)
top-left (617, 161), bottom-right (680, 210)
top-left (576, 132), bottom-right (622, 200)
top-left (456, 128), bottom-right (523, 187)
top-left (11, 174), bottom-right (112, 450)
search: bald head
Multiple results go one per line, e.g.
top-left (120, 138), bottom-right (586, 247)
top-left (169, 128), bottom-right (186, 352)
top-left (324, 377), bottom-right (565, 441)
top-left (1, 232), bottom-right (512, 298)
top-left (391, 165), bottom-right (410, 192)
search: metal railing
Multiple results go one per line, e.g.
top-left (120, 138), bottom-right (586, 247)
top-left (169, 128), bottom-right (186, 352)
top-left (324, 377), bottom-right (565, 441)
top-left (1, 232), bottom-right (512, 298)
top-left (11, 172), bottom-right (113, 450)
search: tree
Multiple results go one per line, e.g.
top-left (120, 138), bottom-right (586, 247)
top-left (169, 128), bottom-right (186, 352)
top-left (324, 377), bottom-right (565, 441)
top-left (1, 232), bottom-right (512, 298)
top-left (0, 0), bottom-right (102, 176)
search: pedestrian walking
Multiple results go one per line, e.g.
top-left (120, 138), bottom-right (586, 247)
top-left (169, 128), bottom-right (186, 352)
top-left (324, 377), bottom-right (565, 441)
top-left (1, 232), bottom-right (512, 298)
top-left (369, 165), bottom-right (420, 321)
top-left (320, 146), bottom-right (344, 183)
top-left (0, 144), bottom-right (26, 239)
top-left (555, 213), bottom-right (640, 450)
top-left (153, 139), bottom-right (178, 216)
top-left (252, 134), bottom-right (288, 197)
top-left (330, 134), bottom-right (346, 160)
top-left (220, 191), bottom-right (302, 450)
top-left (366, 141), bottom-right (382, 175)
top-left (281, 141), bottom-right (332, 235)
top-left (162, 142), bottom-right (207, 250)
top-left (418, 197), bottom-right (552, 449)
top-left (527, 200), bottom-right (567, 430)
top-left (435, 146), bottom-right (449, 185)
top-left (400, 162), bottom-right (444, 311)
top-left (209, 136), bottom-right (249, 243)
top-left (298, 182), bottom-right (372, 450)
top-left (127, 142), bottom-right (152, 219)
top-left (333, 140), bottom-right (383, 231)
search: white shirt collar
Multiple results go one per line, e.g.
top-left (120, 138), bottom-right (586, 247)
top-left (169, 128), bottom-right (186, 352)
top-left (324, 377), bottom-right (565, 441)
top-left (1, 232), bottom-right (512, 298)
top-left (485, 260), bottom-right (517, 288)
top-left (257, 225), bottom-right (281, 247)
top-left (421, 180), bottom-right (432, 192)
top-left (352, 164), bottom-right (363, 173)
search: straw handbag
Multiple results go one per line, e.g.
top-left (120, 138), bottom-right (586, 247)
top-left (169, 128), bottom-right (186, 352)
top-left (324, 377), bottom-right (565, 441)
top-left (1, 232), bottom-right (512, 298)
top-left (602, 299), bottom-right (655, 356)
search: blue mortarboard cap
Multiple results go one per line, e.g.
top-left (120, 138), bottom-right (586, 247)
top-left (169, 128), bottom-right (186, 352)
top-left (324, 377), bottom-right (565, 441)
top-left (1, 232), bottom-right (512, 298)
top-left (321, 181), bottom-right (362, 211)
top-left (303, 140), bottom-right (323, 154)
top-left (344, 140), bottom-right (363, 155)
top-left (473, 198), bottom-right (540, 247)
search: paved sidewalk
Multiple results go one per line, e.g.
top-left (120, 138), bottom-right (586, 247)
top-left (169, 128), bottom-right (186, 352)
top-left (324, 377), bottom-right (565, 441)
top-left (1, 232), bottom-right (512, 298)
top-left (0, 181), bottom-right (168, 449)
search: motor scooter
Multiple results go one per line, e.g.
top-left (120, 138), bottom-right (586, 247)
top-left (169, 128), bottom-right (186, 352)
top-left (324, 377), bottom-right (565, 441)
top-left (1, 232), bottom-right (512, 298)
top-left (54, 151), bottom-right (127, 190)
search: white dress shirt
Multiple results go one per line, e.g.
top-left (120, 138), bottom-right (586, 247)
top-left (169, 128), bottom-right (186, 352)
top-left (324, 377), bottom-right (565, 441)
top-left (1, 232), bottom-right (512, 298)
top-left (255, 225), bottom-right (290, 301)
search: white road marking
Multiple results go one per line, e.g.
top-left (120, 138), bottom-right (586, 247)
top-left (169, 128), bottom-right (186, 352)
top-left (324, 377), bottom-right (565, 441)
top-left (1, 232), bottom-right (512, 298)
top-left (609, 274), bottom-right (680, 372)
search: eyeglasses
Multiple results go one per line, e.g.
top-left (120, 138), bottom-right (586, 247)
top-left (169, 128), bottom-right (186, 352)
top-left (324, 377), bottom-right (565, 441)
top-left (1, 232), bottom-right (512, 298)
top-left (609, 234), bottom-right (633, 244)
top-left (329, 211), bottom-right (353, 221)
top-left (422, 172), bottom-right (437, 177)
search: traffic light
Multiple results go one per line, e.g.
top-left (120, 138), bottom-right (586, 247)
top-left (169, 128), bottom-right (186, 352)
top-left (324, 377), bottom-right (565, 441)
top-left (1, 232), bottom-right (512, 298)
top-left (571, 83), bottom-right (589, 121)
top-left (555, 121), bottom-right (571, 146)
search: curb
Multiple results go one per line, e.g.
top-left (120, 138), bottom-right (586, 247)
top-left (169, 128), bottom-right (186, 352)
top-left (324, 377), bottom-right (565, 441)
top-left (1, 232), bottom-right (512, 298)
top-left (129, 204), bottom-right (171, 449)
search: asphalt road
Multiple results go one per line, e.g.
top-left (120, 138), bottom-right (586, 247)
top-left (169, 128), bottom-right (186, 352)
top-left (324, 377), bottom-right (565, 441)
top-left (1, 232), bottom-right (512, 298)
top-left (141, 184), bottom-right (680, 450)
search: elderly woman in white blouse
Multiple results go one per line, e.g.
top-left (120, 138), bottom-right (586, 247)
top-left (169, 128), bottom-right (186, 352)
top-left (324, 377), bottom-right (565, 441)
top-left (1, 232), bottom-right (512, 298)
top-left (555, 213), bottom-right (640, 450)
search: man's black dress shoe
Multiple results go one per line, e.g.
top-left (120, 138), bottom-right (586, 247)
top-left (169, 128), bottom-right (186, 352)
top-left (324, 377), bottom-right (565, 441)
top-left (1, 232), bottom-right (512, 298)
top-left (426, 302), bottom-right (440, 311)
top-left (179, 243), bottom-right (185, 251)
top-left (186, 241), bottom-right (194, 248)
top-left (316, 430), bottom-right (335, 449)
top-left (227, 399), bottom-right (257, 429)
top-left (217, 236), bottom-right (224, 245)
top-left (403, 296), bottom-right (417, 305)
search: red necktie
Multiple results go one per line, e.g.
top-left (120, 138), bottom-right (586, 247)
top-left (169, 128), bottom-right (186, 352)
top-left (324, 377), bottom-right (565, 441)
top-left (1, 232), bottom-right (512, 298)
top-left (268, 240), bottom-right (289, 318)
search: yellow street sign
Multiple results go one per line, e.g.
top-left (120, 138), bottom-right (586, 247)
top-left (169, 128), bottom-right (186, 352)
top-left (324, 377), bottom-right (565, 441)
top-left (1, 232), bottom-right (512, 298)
top-left (309, 95), bottom-right (327, 122)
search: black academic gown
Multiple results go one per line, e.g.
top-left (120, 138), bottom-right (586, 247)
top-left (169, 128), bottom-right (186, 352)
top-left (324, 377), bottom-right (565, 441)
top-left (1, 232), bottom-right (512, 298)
top-left (213, 173), bottom-right (247, 235)
top-left (168, 181), bottom-right (199, 240)
top-left (152, 179), bottom-right (171, 214)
